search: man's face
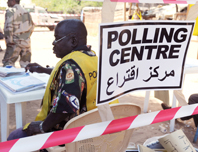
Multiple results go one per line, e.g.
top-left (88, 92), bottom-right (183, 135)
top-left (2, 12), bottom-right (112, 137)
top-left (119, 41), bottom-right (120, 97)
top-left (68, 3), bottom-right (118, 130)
top-left (52, 24), bottom-right (73, 58)
top-left (7, 0), bottom-right (15, 7)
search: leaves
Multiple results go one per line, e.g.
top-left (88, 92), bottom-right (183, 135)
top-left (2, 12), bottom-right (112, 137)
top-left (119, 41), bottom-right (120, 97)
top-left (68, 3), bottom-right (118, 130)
top-left (32, 0), bottom-right (102, 14)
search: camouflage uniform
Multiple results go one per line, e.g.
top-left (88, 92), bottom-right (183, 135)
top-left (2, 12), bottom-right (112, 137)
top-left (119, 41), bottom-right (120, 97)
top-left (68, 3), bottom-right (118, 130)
top-left (3, 4), bottom-right (34, 68)
top-left (0, 26), bottom-right (3, 52)
top-left (0, 26), bottom-right (3, 33)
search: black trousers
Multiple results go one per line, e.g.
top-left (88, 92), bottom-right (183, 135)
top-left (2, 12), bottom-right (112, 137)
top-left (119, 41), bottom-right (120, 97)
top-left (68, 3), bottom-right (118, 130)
top-left (188, 94), bottom-right (198, 127)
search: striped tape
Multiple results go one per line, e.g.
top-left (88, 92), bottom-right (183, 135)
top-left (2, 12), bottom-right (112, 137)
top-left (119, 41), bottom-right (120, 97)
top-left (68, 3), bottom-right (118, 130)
top-left (30, 13), bottom-right (81, 17)
top-left (0, 12), bottom-right (81, 26)
top-left (34, 22), bottom-right (58, 26)
top-left (110, 0), bottom-right (198, 3)
top-left (0, 11), bottom-right (80, 16)
top-left (0, 104), bottom-right (198, 152)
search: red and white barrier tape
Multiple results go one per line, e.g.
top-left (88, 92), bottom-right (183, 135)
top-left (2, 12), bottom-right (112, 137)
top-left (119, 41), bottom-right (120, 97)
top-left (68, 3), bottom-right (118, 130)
top-left (34, 22), bottom-right (58, 26)
top-left (0, 11), bottom-right (80, 16)
top-left (0, 104), bottom-right (198, 152)
top-left (110, 0), bottom-right (198, 3)
top-left (30, 13), bottom-right (81, 17)
top-left (0, 11), bottom-right (5, 14)
top-left (0, 12), bottom-right (81, 26)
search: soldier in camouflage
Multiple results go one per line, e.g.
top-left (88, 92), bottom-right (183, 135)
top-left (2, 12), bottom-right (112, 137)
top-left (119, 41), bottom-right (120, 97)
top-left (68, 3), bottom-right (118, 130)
top-left (0, 26), bottom-right (4, 52)
top-left (3, 0), bottom-right (34, 68)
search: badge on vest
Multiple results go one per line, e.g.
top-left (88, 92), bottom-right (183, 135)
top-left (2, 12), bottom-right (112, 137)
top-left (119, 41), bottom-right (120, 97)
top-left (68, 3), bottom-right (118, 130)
top-left (65, 69), bottom-right (74, 84)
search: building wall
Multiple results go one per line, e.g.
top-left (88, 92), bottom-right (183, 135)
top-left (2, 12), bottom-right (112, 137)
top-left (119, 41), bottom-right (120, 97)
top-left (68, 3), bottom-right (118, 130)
top-left (0, 0), bottom-right (32, 7)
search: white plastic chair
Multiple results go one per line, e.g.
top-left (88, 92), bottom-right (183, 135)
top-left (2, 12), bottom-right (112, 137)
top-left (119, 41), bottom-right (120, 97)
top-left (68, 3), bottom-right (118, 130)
top-left (46, 103), bottom-right (141, 152)
top-left (64, 103), bottom-right (141, 152)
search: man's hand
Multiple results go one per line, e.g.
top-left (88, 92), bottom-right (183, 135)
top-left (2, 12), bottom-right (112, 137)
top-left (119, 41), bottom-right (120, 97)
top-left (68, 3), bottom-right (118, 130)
top-left (24, 121), bottom-right (43, 136)
top-left (25, 63), bottom-right (53, 74)
top-left (25, 63), bottom-right (44, 73)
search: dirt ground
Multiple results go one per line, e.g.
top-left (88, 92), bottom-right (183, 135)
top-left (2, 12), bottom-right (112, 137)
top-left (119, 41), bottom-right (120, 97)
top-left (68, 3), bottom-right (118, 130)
top-left (1, 26), bottom-right (198, 151)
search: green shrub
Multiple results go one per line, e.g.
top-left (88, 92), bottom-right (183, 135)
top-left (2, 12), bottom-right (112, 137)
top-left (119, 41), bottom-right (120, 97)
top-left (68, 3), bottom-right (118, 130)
top-left (32, 0), bottom-right (102, 14)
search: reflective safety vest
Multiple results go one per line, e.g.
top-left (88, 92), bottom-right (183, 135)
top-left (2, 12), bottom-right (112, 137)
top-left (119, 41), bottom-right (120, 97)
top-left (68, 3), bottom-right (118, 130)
top-left (64, 51), bottom-right (119, 111)
top-left (132, 10), bottom-right (142, 20)
top-left (24, 51), bottom-right (119, 130)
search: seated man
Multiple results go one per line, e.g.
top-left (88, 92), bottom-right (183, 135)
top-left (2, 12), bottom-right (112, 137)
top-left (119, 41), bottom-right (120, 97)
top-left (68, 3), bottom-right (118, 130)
top-left (162, 93), bottom-right (198, 127)
top-left (7, 19), bottom-right (119, 140)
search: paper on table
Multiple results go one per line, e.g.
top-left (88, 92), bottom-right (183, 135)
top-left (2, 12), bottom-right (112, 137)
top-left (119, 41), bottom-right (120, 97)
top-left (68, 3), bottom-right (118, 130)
top-left (0, 73), bottom-right (45, 93)
top-left (158, 130), bottom-right (196, 152)
top-left (138, 144), bottom-right (155, 152)
top-left (0, 66), bottom-right (25, 77)
top-left (29, 72), bottom-right (50, 87)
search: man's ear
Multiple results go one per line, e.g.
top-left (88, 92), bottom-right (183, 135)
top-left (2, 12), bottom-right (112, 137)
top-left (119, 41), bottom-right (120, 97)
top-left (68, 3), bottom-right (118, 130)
top-left (71, 36), bottom-right (78, 48)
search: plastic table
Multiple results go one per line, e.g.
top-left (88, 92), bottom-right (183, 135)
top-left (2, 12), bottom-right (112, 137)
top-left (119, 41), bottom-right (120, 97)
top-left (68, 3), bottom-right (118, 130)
top-left (0, 73), bottom-right (49, 142)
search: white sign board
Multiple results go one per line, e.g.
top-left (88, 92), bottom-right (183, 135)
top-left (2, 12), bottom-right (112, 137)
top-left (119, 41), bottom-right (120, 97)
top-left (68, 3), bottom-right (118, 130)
top-left (96, 21), bottom-right (194, 105)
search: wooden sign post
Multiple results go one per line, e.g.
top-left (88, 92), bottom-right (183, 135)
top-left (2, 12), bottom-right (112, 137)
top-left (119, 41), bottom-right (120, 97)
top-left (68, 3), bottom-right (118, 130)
top-left (98, 0), bottom-right (117, 121)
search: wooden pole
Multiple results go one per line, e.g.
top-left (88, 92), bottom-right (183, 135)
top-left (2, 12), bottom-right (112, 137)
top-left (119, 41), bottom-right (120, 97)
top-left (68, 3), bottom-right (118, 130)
top-left (186, 4), bottom-right (191, 18)
top-left (136, 3), bottom-right (139, 8)
top-left (124, 2), bottom-right (126, 21)
top-left (99, 0), bottom-right (117, 121)
top-left (129, 3), bottom-right (132, 19)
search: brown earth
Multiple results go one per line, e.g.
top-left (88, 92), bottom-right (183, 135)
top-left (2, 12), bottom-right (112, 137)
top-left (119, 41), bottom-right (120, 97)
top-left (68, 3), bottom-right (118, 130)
top-left (0, 8), bottom-right (198, 150)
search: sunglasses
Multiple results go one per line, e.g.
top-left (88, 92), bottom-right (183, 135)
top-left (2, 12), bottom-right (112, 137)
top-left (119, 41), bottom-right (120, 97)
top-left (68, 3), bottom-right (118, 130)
top-left (53, 36), bottom-right (67, 44)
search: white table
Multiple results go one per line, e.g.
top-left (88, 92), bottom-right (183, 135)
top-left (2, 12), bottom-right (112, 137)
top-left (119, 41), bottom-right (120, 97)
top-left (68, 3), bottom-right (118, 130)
top-left (0, 73), bottom-right (49, 142)
top-left (143, 58), bottom-right (198, 132)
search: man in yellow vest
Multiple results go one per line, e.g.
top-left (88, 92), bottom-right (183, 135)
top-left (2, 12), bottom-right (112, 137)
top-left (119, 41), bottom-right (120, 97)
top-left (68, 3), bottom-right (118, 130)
top-left (7, 19), bottom-right (118, 141)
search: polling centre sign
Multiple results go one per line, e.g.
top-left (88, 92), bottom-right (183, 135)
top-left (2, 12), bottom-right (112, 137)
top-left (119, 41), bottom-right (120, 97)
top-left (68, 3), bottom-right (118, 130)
top-left (96, 21), bottom-right (195, 105)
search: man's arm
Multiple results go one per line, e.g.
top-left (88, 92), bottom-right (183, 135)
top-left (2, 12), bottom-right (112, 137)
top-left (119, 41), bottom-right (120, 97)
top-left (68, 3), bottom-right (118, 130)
top-left (4, 9), bottom-right (14, 44)
top-left (42, 113), bottom-right (70, 131)
top-left (25, 60), bottom-right (85, 135)
top-left (25, 63), bottom-right (52, 74)
top-left (24, 113), bottom-right (70, 136)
